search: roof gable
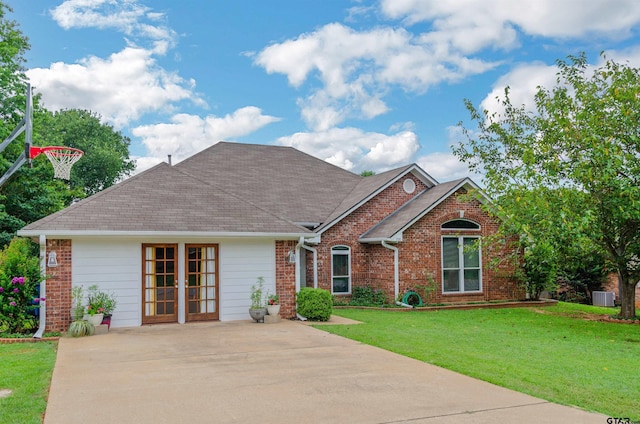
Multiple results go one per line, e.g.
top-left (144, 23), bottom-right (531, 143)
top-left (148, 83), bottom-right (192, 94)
top-left (317, 164), bottom-right (438, 233)
top-left (359, 178), bottom-right (486, 242)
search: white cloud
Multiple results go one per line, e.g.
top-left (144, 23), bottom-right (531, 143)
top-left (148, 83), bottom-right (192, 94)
top-left (131, 107), bottom-right (280, 166)
top-left (27, 47), bottom-right (203, 128)
top-left (50, 0), bottom-right (176, 52)
top-left (381, 0), bottom-right (640, 42)
top-left (416, 151), bottom-right (474, 182)
top-left (479, 46), bottom-right (640, 117)
top-left (276, 127), bottom-right (420, 172)
top-left (255, 23), bottom-right (498, 131)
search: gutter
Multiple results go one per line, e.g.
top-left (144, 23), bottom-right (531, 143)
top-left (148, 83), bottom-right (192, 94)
top-left (33, 234), bottom-right (47, 338)
top-left (295, 236), bottom-right (318, 290)
top-left (381, 240), bottom-right (399, 302)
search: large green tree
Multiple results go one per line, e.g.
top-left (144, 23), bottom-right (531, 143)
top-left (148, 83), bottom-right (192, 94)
top-left (37, 109), bottom-right (135, 196)
top-left (455, 53), bottom-right (640, 318)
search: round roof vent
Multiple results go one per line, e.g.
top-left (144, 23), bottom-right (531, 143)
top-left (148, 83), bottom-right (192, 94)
top-left (403, 178), bottom-right (416, 194)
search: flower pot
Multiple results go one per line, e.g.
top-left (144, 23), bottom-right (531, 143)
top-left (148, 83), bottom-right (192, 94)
top-left (84, 313), bottom-right (104, 326)
top-left (249, 308), bottom-right (267, 323)
top-left (101, 314), bottom-right (112, 329)
top-left (266, 304), bottom-right (280, 316)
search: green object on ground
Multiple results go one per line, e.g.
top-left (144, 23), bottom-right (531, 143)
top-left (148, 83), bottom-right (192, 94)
top-left (0, 341), bottom-right (57, 424)
top-left (325, 302), bottom-right (639, 420)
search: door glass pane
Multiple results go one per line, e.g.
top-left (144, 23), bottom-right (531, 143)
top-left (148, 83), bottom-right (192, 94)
top-left (443, 270), bottom-right (459, 292)
top-left (463, 238), bottom-right (479, 267)
top-left (464, 269), bottom-right (480, 291)
top-left (443, 238), bottom-right (459, 268)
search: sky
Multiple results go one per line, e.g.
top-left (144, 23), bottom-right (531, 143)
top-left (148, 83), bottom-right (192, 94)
top-left (7, 0), bottom-right (640, 182)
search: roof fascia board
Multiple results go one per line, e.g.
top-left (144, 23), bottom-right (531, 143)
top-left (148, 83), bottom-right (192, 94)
top-left (319, 164), bottom-right (436, 235)
top-left (17, 230), bottom-right (317, 239)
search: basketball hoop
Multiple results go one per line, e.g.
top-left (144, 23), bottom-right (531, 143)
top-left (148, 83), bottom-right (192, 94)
top-left (30, 146), bottom-right (84, 180)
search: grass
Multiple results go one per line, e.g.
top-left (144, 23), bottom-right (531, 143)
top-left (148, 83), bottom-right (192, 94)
top-left (0, 342), bottom-right (57, 424)
top-left (323, 302), bottom-right (640, 420)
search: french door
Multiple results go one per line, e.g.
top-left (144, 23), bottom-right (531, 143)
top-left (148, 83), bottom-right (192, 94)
top-left (185, 244), bottom-right (219, 321)
top-left (142, 244), bottom-right (178, 324)
top-left (142, 244), bottom-right (219, 324)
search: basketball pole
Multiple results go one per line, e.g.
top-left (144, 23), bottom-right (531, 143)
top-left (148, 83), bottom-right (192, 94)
top-left (0, 83), bottom-right (33, 188)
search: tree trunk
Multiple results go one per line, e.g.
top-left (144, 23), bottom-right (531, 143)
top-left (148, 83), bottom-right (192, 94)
top-left (618, 272), bottom-right (637, 319)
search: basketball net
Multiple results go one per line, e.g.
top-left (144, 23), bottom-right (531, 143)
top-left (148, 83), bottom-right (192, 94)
top-left (30, 147), bottom-right (84, 180)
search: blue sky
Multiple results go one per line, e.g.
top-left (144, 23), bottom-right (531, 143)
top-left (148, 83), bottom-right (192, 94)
top-left (7, 0), bottom-right (640, 181)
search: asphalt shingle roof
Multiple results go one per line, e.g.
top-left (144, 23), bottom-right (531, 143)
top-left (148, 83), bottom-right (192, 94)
top-left (175, 142), bottom-right (362, 225)
top-left (21, 142), bottom-right (469, 238)
top-left (22, 161), bottom-right (310, 234)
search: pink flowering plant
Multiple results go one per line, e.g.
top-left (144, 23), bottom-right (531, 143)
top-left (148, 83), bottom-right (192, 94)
top-left (0, 238), bottom-right (44, 334)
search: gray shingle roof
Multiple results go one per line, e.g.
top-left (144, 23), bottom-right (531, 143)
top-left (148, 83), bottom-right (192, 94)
top-left (20, 142), bottom-right (476, 239)
top-left (175, 142), bottom-right (362, 225)
top-left (21, 161), bottom-right (311, 235)
top-left (359, 178), bottom-right (468, 241)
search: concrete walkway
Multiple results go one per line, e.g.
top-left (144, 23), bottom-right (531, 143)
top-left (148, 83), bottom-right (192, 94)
top-left (44, 320), bottom-right (606, 424)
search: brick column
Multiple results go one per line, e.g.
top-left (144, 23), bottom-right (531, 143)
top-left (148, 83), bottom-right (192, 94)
top-left (45, 239), bottom-right (72, 332)
top-left (275, 240), bottom-right (297, 318)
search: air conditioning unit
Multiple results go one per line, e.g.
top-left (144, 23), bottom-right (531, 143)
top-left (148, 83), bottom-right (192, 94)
top-left (592, 291), bottom-right (615, 307)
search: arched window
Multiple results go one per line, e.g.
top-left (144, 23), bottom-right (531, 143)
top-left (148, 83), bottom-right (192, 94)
top-left (331, 245), bottom-right (351, 294)
top-left (441, 219), bottom-right (480, 230)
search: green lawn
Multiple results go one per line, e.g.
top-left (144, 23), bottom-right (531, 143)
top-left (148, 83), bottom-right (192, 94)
top-left (324, 302), bottom-right (640, 420)
top-left (0, 342), bottom-right (57, 424)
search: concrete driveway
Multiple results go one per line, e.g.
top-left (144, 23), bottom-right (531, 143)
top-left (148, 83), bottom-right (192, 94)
top-left (44, 319), bottom-right (606, 424)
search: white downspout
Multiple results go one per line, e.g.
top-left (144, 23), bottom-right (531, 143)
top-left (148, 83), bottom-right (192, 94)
top-left (296, 236), bottom-right (318, 290)
top-left (33, 234), bottom-right (47, 338)
top-left (381, 240), bottom-right (399, 302)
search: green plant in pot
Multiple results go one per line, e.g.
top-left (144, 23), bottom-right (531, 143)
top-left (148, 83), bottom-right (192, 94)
top-left (248, 277), bottom-right (267, 322)
top-left (68, 286), bottom-right (94, 337)
top-left (86, 284), bottom-right (117, 328)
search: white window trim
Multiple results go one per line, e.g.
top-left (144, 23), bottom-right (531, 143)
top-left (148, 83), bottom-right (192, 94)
top-left (441, 236), bottom-right (482, 293)
top-left (331, 245), bottom-right (351, 294)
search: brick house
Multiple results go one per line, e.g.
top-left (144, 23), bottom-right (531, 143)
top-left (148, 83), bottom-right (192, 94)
top-left (19, 142), bottom-right (520, 331)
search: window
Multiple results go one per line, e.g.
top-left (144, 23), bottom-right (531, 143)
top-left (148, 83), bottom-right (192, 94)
top-left (442, 237), bottom-right (481, 293)
top-left (331, 245), bottom-right (351, 294)
top-left (441, 219), bottom-right (480, 229)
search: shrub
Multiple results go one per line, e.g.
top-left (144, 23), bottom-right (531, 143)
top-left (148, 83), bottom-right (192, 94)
top-left (0, 238), bottom-right (43, 334)
top-left (349, 285), bottom-right (388, 306)
top-left (296, 288), bottom-right (332, 321)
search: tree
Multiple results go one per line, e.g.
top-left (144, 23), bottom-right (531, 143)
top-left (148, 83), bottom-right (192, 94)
top-left (36, 109), bottom-right (135, 195)
top-left (0, 1), bottom-right (30, 129)
top-left (454, 53), bottom-right (640, 318)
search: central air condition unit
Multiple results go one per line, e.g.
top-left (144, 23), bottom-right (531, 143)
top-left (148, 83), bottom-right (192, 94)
top-left (592, 291), bottom-right (615, 307)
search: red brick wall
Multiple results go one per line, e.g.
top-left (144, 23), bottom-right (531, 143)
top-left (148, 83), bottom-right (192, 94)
top-left (399, 191), bottom-right (521, 304)
top-left (275, 240), bottom-right (297, 318)
top-left (602, 274), bottom-right (640, 307)
top-left (314, 180), bottom-right (521, 304)
top-left (317, 175), bottom-right (429, 295)
top-left (45, 239), bottom-right (72, 332)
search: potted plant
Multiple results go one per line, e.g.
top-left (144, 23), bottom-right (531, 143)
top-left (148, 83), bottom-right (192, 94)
top-left (68, 286), bottom-right (94, 337)
top-left (248, 277), bottom-right (267, 322)
top-left (86, 285), bottom-right (117, 328)
top-left (266, 292), bottom-right (280, 316)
